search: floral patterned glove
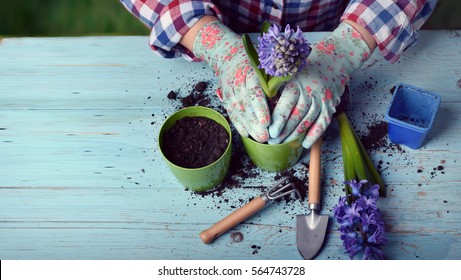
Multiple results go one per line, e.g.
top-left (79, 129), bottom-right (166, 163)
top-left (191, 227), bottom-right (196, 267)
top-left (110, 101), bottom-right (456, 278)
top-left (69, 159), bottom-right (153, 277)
top-left (193, 21), bottom-right (270, 142)
top-left (268, 23), bottom-right (371, 148)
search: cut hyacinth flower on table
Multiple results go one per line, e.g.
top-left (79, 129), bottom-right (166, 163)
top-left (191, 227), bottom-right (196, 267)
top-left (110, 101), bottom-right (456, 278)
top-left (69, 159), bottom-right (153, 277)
top-left (334, 99), bottom-right (388, 259)
top-left (242, 22), bottom-right (311, 99)
top-left (334, 179), bottom-right (387, 260)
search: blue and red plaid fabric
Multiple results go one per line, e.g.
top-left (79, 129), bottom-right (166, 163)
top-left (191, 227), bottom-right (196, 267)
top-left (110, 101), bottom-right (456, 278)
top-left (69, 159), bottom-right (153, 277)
top-left (120, 0), bottom-right (437, 63)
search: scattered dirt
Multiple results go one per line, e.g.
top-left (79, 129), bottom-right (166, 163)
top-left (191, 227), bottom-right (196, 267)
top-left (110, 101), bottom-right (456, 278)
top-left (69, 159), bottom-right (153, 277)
top-left (251, 244), bottom-right (262, 254)
top-left (170, 81), bottom-right (212, 108)
top-left (194, 81), bottom-right (208, 93)
top-left (359, 121), bottom-right (389, 152)
top-left (167, 91), bottom-right (177, 100)
top-left (389, 85), bottom-right (396, 94)
top-left (429, 163), bottom-right (446, 179)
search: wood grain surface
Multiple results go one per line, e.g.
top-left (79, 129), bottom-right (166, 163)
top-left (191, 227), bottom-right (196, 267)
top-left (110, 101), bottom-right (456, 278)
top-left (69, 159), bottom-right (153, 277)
top-left (1, 31), bottom-right (460, 260)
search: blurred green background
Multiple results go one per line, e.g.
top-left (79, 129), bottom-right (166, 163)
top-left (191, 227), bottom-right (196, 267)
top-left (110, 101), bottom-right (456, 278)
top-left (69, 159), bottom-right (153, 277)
top-left (1, 0), bottom-right (460, 37)
top-left (0, 0), bottom-right (148, 37)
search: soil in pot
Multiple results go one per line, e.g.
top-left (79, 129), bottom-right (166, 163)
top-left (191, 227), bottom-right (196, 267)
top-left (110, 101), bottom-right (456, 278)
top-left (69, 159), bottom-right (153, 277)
top-left (162, 116), bottom-right (230, 168)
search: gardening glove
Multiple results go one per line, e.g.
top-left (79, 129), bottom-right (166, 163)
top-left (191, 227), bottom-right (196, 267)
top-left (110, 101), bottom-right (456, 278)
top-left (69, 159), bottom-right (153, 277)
top-left (268, 23), bottom-right (371, 148)
top-left (193, 21), bottom-right (270, 142)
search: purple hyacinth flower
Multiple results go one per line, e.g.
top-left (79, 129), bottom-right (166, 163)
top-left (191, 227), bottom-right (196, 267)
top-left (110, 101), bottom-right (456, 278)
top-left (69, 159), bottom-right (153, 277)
top-left (340, 232), bottom-right (363, 259)
top-left (363, 245), bottom-right (385, 260)
top-left (363, 183), bottom-right (380, 200)
top-left (356, 195), bottom-right (378, 211)
top-left (257, 24), bottom-right (311, 77)
top-left (345, 179), bottom-right (368, 197)
top-left (334, 179), bottom-right (387, 259)
top-left (343, 202), bottom-right (362, 224)
top-left (333, 197), bottom-right (351, 226)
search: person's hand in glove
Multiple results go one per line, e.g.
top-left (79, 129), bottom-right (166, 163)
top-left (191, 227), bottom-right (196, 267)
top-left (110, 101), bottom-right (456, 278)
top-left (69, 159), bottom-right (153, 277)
top-left (267, 22), bottom-right (375, 148)
top-left (182, 17), bottom-right (270, 142)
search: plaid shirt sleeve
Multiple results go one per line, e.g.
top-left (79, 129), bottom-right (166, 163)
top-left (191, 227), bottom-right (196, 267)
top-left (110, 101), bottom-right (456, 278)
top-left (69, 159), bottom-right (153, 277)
top-left (120, 0), bottom-right (436, 63)
top-left (341, 0), bottom-right (437, 63)
top-left (119, 0), bottom-right (222, 61)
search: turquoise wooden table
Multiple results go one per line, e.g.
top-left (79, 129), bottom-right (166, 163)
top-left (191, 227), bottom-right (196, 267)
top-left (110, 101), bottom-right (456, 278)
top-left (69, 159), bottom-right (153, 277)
top-left (1, 30), bottom-right (460, 260)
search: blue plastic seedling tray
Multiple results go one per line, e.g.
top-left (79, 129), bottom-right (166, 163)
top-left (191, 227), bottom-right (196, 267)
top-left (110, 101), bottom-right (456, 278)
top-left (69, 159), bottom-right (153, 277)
top-left (385, 83), bottom-right (441, 149)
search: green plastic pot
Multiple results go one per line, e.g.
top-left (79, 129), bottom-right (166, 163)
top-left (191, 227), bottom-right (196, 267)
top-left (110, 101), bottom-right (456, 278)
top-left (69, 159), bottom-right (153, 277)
top-left (159, 106), bottom-right (232, 192)
top-left (242, 131), bottom-right (306, 172)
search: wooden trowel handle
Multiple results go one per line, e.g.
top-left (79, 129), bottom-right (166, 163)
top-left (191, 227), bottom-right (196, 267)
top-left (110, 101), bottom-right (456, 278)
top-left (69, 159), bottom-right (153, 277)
top-left (308, 138), bottom-right (323, 205)
top-left (199, 196), bottom-right (266, 244)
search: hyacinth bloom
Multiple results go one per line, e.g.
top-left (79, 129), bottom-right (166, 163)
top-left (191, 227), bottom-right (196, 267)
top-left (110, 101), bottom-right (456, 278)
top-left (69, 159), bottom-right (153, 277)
top-left (334, 108), bottom-right (387, 259)
top-left (257, 24), bottom-right (311, 77)
top-left (334, 180), bottom-right (387, 260)
top-left (242, 22), bottom-right (311, 98)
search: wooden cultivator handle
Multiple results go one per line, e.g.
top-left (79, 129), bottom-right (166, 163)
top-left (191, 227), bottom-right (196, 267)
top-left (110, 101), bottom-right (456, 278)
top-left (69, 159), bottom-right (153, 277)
top-left (199, 196), bottom-right (267, 244)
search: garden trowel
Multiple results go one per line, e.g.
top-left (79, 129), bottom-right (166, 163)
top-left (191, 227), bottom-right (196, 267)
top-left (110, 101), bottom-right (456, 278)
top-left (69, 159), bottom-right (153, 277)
top-left (296, 138), bottom-right (329, 259)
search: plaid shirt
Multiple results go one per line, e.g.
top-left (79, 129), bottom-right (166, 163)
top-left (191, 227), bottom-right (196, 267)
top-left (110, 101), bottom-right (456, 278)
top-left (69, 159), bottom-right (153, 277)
top-left (120, 0), bottom-right (437, 63)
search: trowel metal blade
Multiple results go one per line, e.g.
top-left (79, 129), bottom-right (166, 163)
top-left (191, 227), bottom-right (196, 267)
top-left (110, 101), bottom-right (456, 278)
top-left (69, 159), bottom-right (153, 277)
top-left (296, 213), bottom-right (329, 260)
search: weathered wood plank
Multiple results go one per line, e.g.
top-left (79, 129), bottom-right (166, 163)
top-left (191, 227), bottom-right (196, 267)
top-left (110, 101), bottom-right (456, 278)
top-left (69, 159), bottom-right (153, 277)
top-left (1, 31), bottom-right (461, 260)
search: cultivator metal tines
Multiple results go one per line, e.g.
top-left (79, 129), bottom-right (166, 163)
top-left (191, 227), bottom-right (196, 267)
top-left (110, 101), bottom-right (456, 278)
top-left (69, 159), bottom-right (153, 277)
top-left (263, 178), bottom-right (300, 201)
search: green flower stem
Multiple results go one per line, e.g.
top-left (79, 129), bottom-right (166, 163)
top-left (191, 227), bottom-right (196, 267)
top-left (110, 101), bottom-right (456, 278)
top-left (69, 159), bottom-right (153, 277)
top-left (267, 75), bottom-right (293, 98)
top-left (336, 112), bottom-right (386, 197)
top-left (340, 129), bottom-right (354, 196)
top-left (354, 128), bottom-right (386, 197)
top-left (337, 112), bottom-right (367, 179)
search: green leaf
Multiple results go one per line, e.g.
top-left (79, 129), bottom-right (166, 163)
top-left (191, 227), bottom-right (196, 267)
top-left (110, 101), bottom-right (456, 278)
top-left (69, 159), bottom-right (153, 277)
top-left (242, 34), bottom-right (270, 94)
top-left (337, 112), bottom-right (386, 198)
top-left (242, 34), bottom-right (261, 74)
top-left (340, 126), bottom-right (355, 197)
top-left (260, 21), bottom-right (271, 35)
top-left (353, 128), bottom-right (387, 197)
top-left (267, 75), bottom-right (293, 99)
top-left (337, 113), bottom-right (367, 180)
